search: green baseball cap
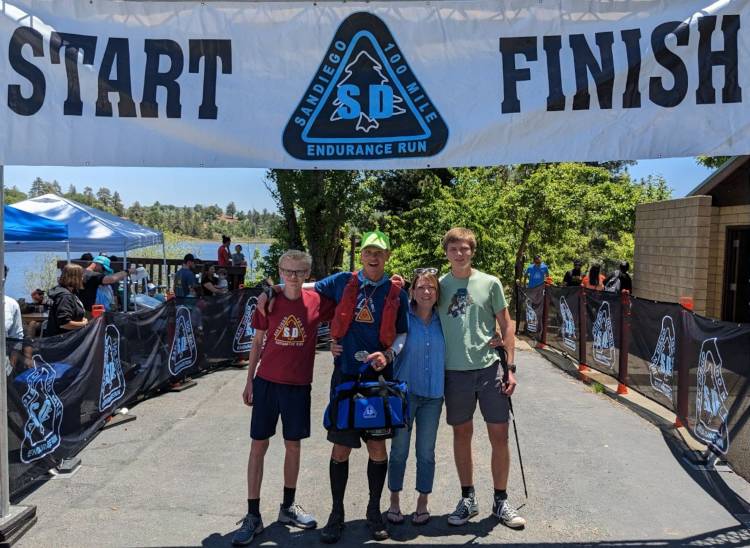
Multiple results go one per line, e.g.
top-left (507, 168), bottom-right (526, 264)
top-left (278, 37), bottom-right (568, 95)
top-left (360, 231), bottom-right (391, 250)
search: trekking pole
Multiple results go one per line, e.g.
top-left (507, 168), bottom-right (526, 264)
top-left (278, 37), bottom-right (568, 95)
top-left (498, 346), bottom-right (528, 499)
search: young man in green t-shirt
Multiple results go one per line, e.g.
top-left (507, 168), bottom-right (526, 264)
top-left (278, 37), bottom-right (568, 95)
top-left (438, 227), bottom-right (526, 529)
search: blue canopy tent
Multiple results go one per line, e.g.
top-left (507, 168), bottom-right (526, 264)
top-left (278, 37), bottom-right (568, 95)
top-left (4, 204), bottom-right (69, 251)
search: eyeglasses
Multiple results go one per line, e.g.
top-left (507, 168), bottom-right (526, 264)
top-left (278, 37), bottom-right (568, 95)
top-left (280, 268), bottom-right (308, 278)
top-left (414, 267), bottom-right (438, 275)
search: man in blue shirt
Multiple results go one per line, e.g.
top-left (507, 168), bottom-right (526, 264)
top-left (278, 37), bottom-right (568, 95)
top-left (173, 254), bottom-right (196, 297)
top-left (258, 231), bottom-right (409, 544)
top-left (523, 255), bottom-right (549, 288)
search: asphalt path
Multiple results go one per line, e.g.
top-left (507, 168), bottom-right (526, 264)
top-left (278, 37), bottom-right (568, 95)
top-left (13, 345), bottom-right (750, 548)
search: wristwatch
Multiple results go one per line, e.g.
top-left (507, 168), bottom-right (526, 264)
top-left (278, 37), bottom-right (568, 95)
top-left (507, 364), bottom-right (517, 373)
top-left (263, 286), bottom-right (277, 302)
top-left (384, 348), bottom-right (395, 365)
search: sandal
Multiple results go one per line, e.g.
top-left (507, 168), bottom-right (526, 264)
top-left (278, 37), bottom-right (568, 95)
top-left (412, 512), bottom-right (431, 526)
top-left (386, 510), bottom-right (404, 525)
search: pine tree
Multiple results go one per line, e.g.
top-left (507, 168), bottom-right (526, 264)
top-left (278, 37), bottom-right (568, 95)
top-left (226, 202), bottom-right (237, 219)
top-left (112, 191), bottom-right (124, 216)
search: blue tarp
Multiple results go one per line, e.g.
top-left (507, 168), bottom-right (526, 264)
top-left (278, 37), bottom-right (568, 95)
top-left (4, 204), bottom-right (69, 246)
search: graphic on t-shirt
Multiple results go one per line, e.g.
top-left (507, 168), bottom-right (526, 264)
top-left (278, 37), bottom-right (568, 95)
top-left (447, 288), bottom-right (474, 318)
top-left (355, 292), bottom-right (376, 323)
top-left (234, 296), bottom-right (257, 353)
top-left (20, 356), bottom-right (64, 463)
top-left (169, 306), bottom-right (197, 375)
top-left (649, 315), bottom-right (675, 402)
top-left (99, 324), bottom-right (126, 411)
top-left (593, 301), bottom-right (615, 368)
top-left (525, 295), bottom-right (537, 333)
top-left (274, 315), bottom-right (306, 346)
top-left (695, 337), bottom-right (729, 454)
top-left (560, 296), bottom-right (576, 351)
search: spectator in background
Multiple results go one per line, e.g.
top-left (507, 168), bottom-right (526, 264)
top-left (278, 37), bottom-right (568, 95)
top-left (523, 255), bottom-right (549, 288)
top-left (147, 283), bottom-right (167, 303)
top-left (604, 261), bottom-right (633, 293)
top-left (45, 264), bottom-right (87, 337)
top-left (216, 269), bottom-right (229, 292)
top-left (232, 245), bottom-right (246, 266)
top-left (581, 263), bottom-right (605, 290)
top-left (201, 263), bottom-right (225, 295)
top-left (218, 235), bottom-right (232, 266)
top-left (22, 289), bottom-right (50, 313)
top-left (562, 259), bottom-right (584, 287)
top-left (80, 253), bottom-right (93, 261)
top-left (80, 256), bottom-right (138, 315)
top-left (174, 254), bottom-right (197, 298)
top-left (4, 267), bottom-right (23, 342)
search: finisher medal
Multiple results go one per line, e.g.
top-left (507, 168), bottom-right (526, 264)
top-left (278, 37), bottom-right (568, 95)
top-left (355, 351), bottom-right (369, 362)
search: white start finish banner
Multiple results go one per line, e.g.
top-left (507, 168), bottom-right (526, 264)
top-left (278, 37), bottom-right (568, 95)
top-left (0, 0), bottom-right (748, 168)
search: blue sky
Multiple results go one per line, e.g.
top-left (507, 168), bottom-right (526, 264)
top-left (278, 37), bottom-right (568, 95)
top-left (4, 157), bottom-right (715, 214)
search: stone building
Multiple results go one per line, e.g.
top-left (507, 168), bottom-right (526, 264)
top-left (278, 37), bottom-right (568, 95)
top-left (633, 156), bottom-right (749, 322)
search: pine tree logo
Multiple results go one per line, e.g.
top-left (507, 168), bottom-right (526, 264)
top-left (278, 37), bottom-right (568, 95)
top-left (560, 296), bottom-right (576, 351)
top-left (169, 306), bottom-right (197, 375)
top-left (649, 315), bottom-right (675, 402)
top-left (593, 301), bottom-right (615, 368)
top-left (99, 324), bottom-right (126, 411)
top-left (695, 338), bottom-right (729, 454)
top-left (283, 12), bottom-right (448, 161)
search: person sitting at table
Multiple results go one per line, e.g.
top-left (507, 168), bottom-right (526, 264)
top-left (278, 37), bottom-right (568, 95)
top-left (45, 264), bottom-right (88, 337)
top-left (22, 288), bottom-right (50, 314)
top-left (147, 283), bottom-right (167, 303)
top-left (201, 263), bottom-right (225, 295)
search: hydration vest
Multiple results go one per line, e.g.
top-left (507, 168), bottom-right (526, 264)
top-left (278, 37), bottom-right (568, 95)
top-left (329, 271), bottom-right (404, 348)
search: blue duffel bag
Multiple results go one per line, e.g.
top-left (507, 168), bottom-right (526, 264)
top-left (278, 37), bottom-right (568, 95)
top-left (324, 362), bottom-right (409, 433)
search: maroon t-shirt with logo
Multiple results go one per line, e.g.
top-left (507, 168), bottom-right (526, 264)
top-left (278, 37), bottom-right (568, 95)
top-left (251, 291), bottom-right (336, 385)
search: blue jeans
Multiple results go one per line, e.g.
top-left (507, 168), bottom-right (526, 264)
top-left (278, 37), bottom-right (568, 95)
top-left (388, 393), bottom-right (444, 495)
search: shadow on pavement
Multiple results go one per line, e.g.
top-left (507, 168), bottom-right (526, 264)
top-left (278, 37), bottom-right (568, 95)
top-left (122, 523), bottom-right (750, 548)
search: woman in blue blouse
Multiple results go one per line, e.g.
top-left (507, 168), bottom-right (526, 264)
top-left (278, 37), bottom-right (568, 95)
top-left (387, 270), bottom-right (445, 526)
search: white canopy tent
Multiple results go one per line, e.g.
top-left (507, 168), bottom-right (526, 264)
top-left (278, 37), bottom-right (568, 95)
top-left (12, 193), bottom-right (168, 307)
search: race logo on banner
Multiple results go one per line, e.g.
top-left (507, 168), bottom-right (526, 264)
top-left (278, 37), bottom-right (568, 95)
top-left (560, 296), bottom-right (576, 351)
top-left (593, 301), bottom-right (615, 368)
top-left (99, 325), bottom-right (126, 411)
top-left (20, 357), bottom-right (64, 464)
top-left (233, 295), bottom-right (257, 353)
top-left (169, 306), bottom-right (197, 375)
top-left (695, 338), bottom-right (729, 454)
top-left (525, 295), bottom-right (538, 333)
top-left (283, 12), bottom-right (449, 161)
top-left (649, 316), bottom-right (675, 402)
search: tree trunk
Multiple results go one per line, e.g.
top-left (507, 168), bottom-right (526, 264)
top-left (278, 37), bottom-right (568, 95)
top-left (275, 172), bottom-right (303, 251)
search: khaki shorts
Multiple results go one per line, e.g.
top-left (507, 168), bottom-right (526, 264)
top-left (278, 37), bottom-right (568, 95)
top-left (444, 361), bottom-right (511, 426)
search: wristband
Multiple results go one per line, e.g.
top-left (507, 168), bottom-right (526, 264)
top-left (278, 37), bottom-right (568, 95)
top-left (507, 364), bottom-right (516, 373)
top-left (384, 348), bottom-right (395, 365)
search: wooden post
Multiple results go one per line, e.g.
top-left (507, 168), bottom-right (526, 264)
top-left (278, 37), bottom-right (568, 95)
top-left (617, 290), bottom-right (631, 394)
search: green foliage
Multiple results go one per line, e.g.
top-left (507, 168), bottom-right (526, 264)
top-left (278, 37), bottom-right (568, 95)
top-left (4, 186), bottom-right (27, 205)
top-left (384, 164), bottom-right (671, 293)
top-left (23, 252), bottom-right (60, 295)
top-left (696, 156), bottom-right (732, 169)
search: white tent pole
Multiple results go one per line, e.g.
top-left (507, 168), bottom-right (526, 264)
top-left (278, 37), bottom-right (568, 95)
top-left (0, 165), bottom-right (9, 518)
top-left (162, 240), bottom-right (169, 292)
top-left (123, 247), bottom-right (128, 313)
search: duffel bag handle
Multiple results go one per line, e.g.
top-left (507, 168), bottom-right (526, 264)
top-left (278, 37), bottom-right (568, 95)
top-left (378, 375), bottom-right (393, 429)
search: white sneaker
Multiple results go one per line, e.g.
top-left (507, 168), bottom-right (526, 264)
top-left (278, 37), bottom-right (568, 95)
top-left (492, 499), bottom-right (526, 528)
top-left (278, 502), bottom-right (318, 529)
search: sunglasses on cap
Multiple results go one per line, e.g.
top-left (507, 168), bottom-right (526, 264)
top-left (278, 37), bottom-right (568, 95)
top-left (414, 267), bottom-right (438, 275)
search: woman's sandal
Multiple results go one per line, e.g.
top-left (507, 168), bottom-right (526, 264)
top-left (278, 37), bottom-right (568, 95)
top-left (412, 512), bottom-right (431, 526)
top-left (387, 510), bottom-right (404, 525)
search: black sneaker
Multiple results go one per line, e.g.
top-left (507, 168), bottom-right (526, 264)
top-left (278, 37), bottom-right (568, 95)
top-left (365, 509), bottom-right (389, 541)
top-left (231, 513), bottom-right (264, 546)
top-left (319, 512), bottom-right (345, 544)
top-left (447, 495), bottom-right (479, 526)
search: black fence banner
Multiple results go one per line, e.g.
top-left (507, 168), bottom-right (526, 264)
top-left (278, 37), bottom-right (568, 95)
top-left (627, 299), bottom-right (684, 410)
top-left (518, 283), bottom-right (750, 485)
top-left (682, 313), bottom-right (750, 481)
top-left (547, 287), bottom-right (580, 358)
top-left (5, 288), bottom-right (264, 495)
top-left (520, 285), bottom-right (544, 339)
top-left (585, 291), bottom-right (622, 377)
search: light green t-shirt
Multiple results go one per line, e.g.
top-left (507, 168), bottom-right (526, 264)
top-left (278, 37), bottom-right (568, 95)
top-left (439, 270), bottom-right (508, 371)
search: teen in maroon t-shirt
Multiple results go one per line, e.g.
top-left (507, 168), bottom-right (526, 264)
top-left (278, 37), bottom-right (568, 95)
top-left (233, 251), bottom-right (335, 545)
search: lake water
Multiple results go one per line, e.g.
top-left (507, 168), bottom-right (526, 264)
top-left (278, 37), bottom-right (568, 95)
top-left (3, 240), bottom-right (270, 300)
